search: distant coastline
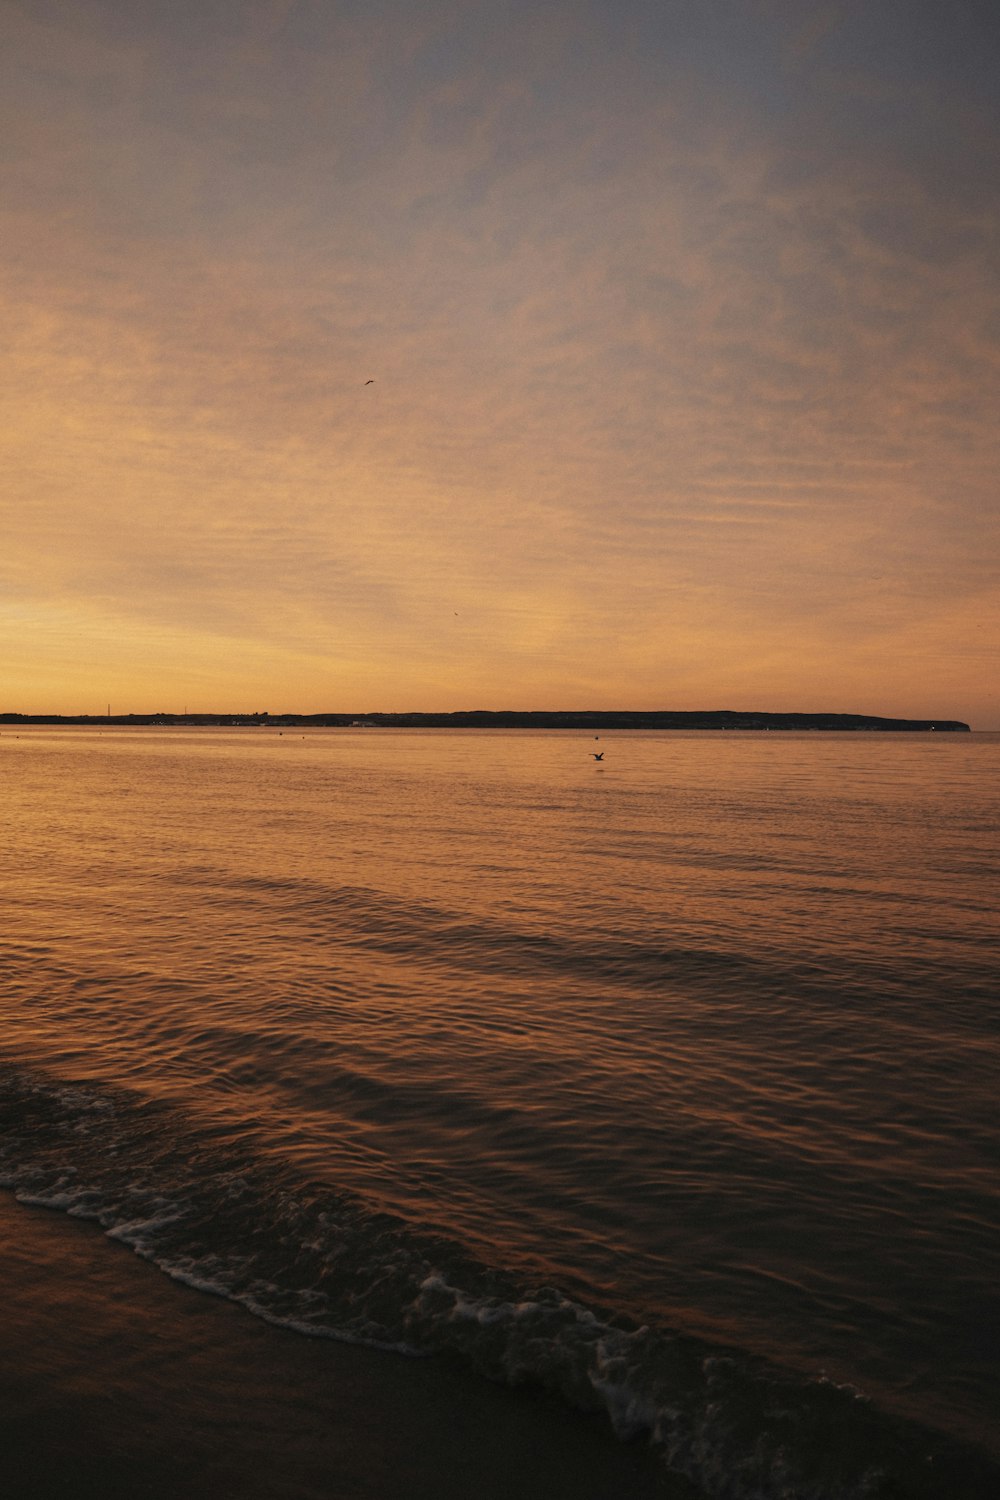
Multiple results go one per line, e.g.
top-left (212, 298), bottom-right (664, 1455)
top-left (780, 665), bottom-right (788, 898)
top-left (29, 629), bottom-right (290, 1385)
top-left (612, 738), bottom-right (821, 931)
top-left (0, 710), bottom-right (972, 731)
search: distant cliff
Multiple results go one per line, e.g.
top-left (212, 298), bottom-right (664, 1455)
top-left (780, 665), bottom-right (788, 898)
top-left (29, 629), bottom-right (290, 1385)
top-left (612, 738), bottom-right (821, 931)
top-left (0, 710), bottom-right (972, 731)
top-left (301, 710), bottom-right (972, 732)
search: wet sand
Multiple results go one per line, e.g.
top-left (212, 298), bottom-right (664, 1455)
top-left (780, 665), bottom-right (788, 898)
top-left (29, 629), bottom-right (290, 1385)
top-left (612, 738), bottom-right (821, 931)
top-left (0, 1193), bottom-right (695, 1500)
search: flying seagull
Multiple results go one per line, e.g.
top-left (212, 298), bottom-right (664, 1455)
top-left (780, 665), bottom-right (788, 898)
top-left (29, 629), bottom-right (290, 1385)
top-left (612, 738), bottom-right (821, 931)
top-left (593, 752), bottom-right (604, 761)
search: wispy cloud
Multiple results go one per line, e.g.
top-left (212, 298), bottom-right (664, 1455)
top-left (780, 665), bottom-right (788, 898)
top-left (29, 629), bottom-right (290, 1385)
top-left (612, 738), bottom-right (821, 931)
top-left (1, 0), bottom-right (997, 719)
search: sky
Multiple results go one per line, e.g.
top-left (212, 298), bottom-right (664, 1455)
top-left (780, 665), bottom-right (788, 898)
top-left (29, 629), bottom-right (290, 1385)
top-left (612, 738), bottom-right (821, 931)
top-left (2, 0), bottom-right (998, 723)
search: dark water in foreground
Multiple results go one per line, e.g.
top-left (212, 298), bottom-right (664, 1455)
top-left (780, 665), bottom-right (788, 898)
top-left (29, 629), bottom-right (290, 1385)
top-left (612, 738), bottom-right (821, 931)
top-left (1, 727), bottom-right (997, 1498)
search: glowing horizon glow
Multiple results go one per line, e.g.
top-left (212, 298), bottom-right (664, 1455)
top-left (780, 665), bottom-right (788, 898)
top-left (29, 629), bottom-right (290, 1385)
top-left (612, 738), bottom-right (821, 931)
top-left (3, 1), bottom-right (998, 724)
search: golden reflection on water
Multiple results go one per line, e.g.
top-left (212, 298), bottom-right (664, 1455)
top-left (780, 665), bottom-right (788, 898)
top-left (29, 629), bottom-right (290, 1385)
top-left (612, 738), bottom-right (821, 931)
top-left (2, 727), bottom-right (998, 1452)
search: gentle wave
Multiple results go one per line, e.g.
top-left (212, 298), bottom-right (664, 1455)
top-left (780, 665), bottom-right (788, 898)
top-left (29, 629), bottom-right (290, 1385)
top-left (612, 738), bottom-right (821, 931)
top-left (136, 863), bottom-right (1000, 1023)
top-left (2, 843), bottom-right (998, 1471)
top-left (5, 728), bottom-right (999, 1489)
top-left (2, 1065), bottom-right (996, 1500)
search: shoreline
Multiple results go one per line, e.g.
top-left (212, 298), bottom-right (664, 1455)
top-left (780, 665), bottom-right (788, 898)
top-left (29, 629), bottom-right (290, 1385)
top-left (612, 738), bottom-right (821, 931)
top-left (0, 711), bottom-right (972, 731)
top-left (0, 1191), bottom-right (689, 1500)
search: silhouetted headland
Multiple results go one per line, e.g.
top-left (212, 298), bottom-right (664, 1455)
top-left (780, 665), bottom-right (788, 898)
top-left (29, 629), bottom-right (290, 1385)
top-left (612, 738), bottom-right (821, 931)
top-left (1, 710), bottom-right (972, 730)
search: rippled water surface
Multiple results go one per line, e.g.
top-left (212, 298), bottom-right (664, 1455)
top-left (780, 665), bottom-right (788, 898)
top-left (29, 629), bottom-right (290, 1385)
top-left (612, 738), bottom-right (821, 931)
top-left (2, 727), bottom-right (997, 1497)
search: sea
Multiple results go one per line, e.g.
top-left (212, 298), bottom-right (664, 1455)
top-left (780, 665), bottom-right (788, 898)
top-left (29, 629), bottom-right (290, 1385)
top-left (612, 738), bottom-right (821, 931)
top-left (1, 725), bottom-right (997, 1499)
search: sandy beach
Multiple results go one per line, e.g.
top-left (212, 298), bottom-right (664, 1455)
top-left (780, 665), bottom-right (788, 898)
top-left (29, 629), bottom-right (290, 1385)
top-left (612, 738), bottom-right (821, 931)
top-left (0, 1193), bottom-right (690, 1500)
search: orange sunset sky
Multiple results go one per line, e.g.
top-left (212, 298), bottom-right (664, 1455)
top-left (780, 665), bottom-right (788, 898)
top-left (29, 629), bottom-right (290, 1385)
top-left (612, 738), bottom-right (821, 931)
top-left (3, 0), bottom-right (998, 725)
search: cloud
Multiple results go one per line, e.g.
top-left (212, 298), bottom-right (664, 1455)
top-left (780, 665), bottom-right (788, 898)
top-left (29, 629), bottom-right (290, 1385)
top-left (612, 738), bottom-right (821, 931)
top-left (1, 0), bottom-right (997, 719)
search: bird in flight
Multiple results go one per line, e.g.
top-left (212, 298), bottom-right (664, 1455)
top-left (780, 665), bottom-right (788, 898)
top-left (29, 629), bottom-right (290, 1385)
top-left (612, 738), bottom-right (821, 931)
top-left (593, 752), bottom-right (604, 761)
top-left (364, 379), bottom-right (375, 385)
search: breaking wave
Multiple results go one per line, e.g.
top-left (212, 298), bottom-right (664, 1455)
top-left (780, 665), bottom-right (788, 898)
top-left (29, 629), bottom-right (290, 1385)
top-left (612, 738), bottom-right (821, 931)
top-left (1, 1066), bottom-right (995, 1500)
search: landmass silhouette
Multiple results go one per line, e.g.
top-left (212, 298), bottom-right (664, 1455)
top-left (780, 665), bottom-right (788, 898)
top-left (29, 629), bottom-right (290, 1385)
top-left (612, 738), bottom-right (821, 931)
top-left (0, 710), bottom-right (972, 731)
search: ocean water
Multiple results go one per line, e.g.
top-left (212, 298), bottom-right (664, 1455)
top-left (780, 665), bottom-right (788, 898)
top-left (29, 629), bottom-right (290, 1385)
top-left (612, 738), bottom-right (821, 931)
top-left (1, 726), bottom-right (997, 1499)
